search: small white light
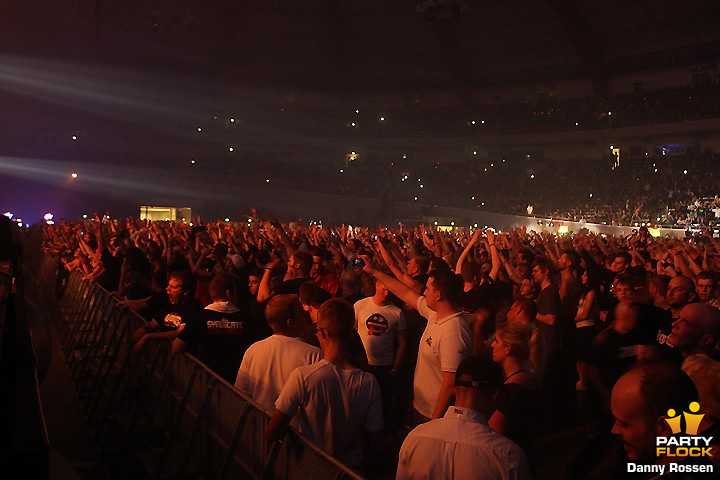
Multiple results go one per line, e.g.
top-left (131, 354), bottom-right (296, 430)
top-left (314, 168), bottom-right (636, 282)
top-left (189, 222), bottom-right (193, 226)
top-left (351, 151), bottom-right (356, 155)
top-left (608, 111), bottom-right (612, 116)
top-left (490, 163), bottom-right (494, 167)
top-left (530, 174), bottom-right (535, 179)
top-left (71, 172), bottom-right (78, 179)
top-left (434, 221), bottom-right (438, 226)
top-left (451, 221), bottom-right (455, 226)
top-left (610, 145), bottom-right (614, 149)
top-left (481, 202), bottom-right (485, 206)
top-left (471, 196), bottom-right (475, 200)
top-left (340, 169), bottom-right (344, 173)
top-left (589, 193), bottom-right (593, 197)
top-left (474, 223), bottom-right (478, 228)
top-left (229, 147), bottom-right (234, 152)
top-left (484, 168), bottom-right (487, 172)
top-left (402, 154), bottom-right (407, 159)
top-left (654, 168), bottom-right (658, 173)
top-left (481, 120), bottom-right (485, 124)
top-left (191, 159), bottom-right (196, 164)
top-left (2, 212), bottom-right (12, 220)
top-left (197, 127), bottom-right (202, 132)
top-left (502, 159), bottom-right (506, 162)
top-left (683, 170), bottom-right (688, 175)
top-left (355, 109), bottom-right (359, 114)
top-left (224, 217), bottom-right (230, 222)
top-left (44, 213), bottom-right (53, 221)
top-left (248, 218), bottom-right (252, 223)
top-left (380, 116), bottom-right (385, 121)
top-left (71, 135), bottom-right (77, 141)
top-left (82, 214), bottom-right (88, 219)
top-left (417, 178), bottom-right (421, 182)
top-left (473, 151), bottom-right (477, 155)
top-left (420, 184), bottom-right (424, 188)
top-left (471, 120), bottom-right (476, 125)
top-left (266, 179), bottom-right (270, 183)
top-left (230, 118), bottom-right (235, 123)
top-left (351, 122), bottom-right (356, 127)
top-left (414, 196), bottom-right (418, 201)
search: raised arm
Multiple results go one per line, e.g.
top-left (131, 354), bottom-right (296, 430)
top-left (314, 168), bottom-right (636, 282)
top-left (361, 255), bottom-right (421, 309)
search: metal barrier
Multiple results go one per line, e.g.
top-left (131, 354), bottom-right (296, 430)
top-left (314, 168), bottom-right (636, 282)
top-left (39, 258), bottom-right (365, 480)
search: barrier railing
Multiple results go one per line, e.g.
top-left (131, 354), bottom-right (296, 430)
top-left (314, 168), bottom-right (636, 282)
top-left (39, 258), bottom-right (364, 480)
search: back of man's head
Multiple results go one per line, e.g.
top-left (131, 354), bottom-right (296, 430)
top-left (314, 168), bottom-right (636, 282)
top-left (454, 355), bottom-right (503, 415)
top-left (265, 294), bottom-right (302, 334)
top-left (208, 274), bottom-right (235, 302)
top-left (317, 298), bottom-right (354, 342)
top-left (299, 281), bottom-right (331, 309)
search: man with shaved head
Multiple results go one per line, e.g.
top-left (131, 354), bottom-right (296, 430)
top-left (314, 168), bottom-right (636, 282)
top-left (657, 275), bottom-right (699, 360)
top-left (611, 362), bottom-right (699, 466)
top-left (667, 302), bottom-right (720, 359)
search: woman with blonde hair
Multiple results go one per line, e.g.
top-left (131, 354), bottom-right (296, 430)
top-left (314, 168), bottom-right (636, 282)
top-left (489, 320), bottom-right (540, 453)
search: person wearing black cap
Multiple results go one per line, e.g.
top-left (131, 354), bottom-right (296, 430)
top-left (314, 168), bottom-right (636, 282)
top-left (397, 356), bottom-right (532, 480)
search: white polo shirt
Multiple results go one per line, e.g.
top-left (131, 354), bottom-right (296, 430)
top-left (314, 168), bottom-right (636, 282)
top-left (413, 297), bottom-right (473, 419)
top-left (398, 407), bottom-right (532, 480)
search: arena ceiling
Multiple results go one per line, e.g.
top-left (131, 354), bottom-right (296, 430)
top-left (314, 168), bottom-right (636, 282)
top-left (3, 0), bottom-right (720, 101)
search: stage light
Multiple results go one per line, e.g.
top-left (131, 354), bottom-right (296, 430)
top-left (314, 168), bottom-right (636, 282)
top-left (266, 179), bottom-right (270, 183)
top-left (71, 172), bottom-right (78, 179)
top-left (340, 169), bottom-right (344, 173)
top-left (684, 170), bottom-right (688, 175)
top-left (471, 120), bottom-right (476, 125)
top-left (82, 214), bottom-right (88, 219)
top-left (355, 109), bottom-right (359, 114)
top-left (191, 159), bottom-right (196, 164)
top-left (224, 218), bottom-right (230, 222)
top-left (530, 174), bottom-right (535, 179)
top-left (3, 212), bottom-right (12, 219)
top-left (197, 127), bottom-right (202, 132)
top-left (230, 118), bottom-right (235, 123)
top-left (380, 116), bottom-right (385, 121)
top-left (228, 147), bottom-right (234, 152)
top-left (350, 122), bottom-right (356, 127)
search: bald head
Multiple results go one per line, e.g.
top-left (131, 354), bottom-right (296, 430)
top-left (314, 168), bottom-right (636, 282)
top-left (666, 275), bottom-right (697, 309)
top-left (668, 302), bottom-right (720, 354)
top-left (611, 362), bottom-right (698, 463)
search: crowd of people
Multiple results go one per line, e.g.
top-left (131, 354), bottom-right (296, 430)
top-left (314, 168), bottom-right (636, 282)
top-left (42, 213), bottom-right (720, 478)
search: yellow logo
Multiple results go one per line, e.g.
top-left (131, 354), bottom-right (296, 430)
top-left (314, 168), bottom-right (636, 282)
top-left (664, 401), bottom-right (703, 436)
top-left (656, 402), bottom-right (713, 458)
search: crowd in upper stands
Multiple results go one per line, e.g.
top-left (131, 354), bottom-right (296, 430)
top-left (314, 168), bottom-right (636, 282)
top-left (41, 211), bottom-right (720, 478)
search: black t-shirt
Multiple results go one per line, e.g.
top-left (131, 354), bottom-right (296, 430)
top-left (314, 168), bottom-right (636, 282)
top-left (536, 284), bottom-right (561, 349)
top-left (177, 305), bottom-right (254, 383)
top-left (459, 280), bottom-right (496, 314)
top-left (275, 278), bottom-right (307, 295)
top-left (99, 248), bottom-right (123, 292)
top-left (492, 381), bottom-right (540, 453)
top-left (588, 320), bottom-right (656, 391)
top-left (154, 297), bottom-right (203, 332)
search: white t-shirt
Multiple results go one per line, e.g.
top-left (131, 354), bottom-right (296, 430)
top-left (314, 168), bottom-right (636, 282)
top-left (275, 359), bottom-right (383, 469)
top-left (413, 297), bottom-right (473, 419)
top-left (354, 297), bottom-right (406, 366)
top-left (234, 335), bottom-right (322, 413)
top-left (398, 407), bottom-right (531, 480)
